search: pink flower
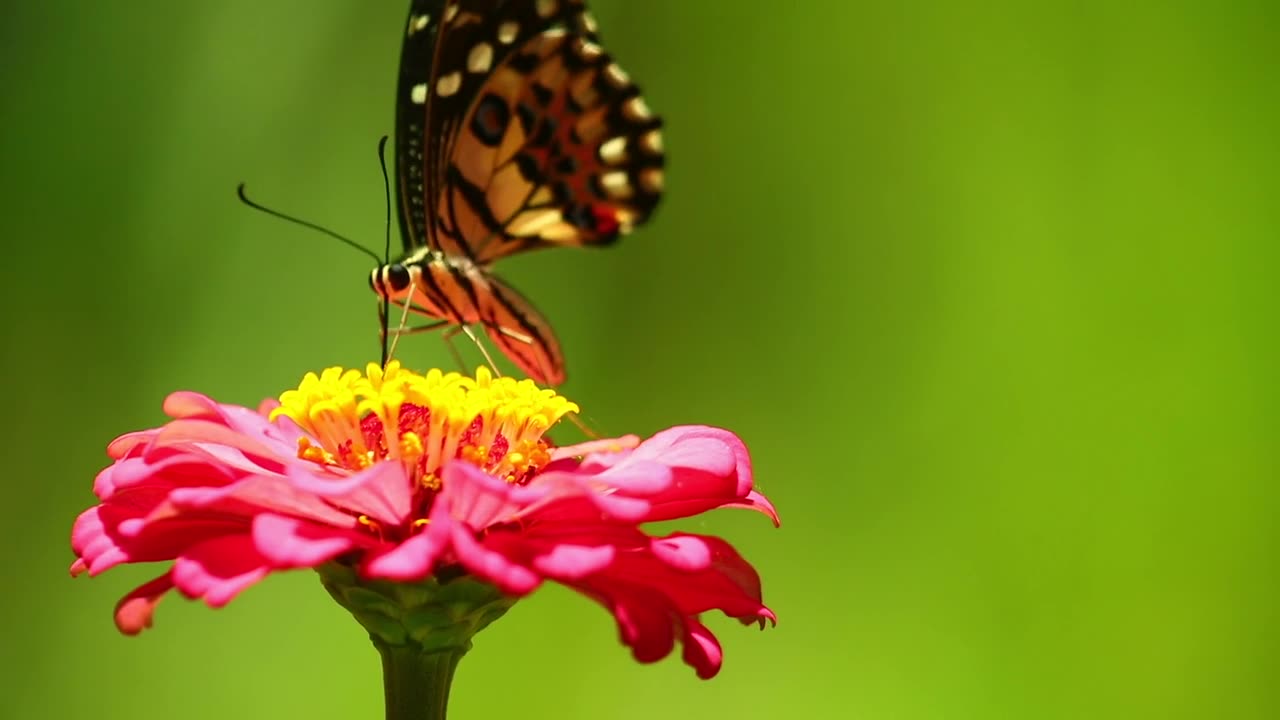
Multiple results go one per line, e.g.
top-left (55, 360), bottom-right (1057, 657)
top-left (71, 363), bottom-right (778, 678)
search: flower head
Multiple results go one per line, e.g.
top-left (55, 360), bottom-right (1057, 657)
top-left (71, 363), bottom-right (778, 678)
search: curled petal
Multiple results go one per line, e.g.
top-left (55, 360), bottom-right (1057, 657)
top-left (681, 618), bottom-right (725, 680)
top-left (728, 489), bottom-right (781, 527)
top-left (114, 572), bottom-right (176, 635)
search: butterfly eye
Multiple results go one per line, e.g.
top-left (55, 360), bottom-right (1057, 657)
top-left (386, 264), bottom-right (413, 292)
top-left (371, 264), bottom-right (413, 296)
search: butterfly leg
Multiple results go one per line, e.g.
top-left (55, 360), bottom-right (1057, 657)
top-left (562, 411), bottom-right (600, 440)
top-left (437, 324), bottom-right (504, 378)
top-left (387, 319), bottom-right (455, 367)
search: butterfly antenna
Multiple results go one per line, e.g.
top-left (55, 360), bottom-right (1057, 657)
top-left (237, 184), bottom-right (381, 265)
top-left (377, 135), bottom-right (393, 366)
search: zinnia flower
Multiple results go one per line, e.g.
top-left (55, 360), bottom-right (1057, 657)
top-left (71, 363), bottom-right (778, 680)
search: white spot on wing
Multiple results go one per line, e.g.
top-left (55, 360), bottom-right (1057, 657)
top-left (498, 21), bottom-right (519, 44)
top-left (467, 42), bottom-right (493, 73)
top-left (623, 97), bottom-right (653, 121)
top-left (599, 136), bottom-right (628, 164)
top-left (411, 83), bottom-right (428, 104)
top-left (408, 14), bottom-right (430, 35)
top-left (640, 168), bottom-right (664, 194)
top-left (601, 171), bottom-right (633, 199)
top-left (437, 71), bottom-right (461, 97)
top-left (575, 39), bottom-right (603, 62)
top-left (507, 209), bottom-right (563, 237)
top-left (603, 63), bottom-right (631, 88)
top-left (640, 129), bottom-right (663, 154)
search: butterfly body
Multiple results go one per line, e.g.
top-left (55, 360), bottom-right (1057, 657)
top-left (372, 0), bottom-right (664, 385)
top-left (371, 249), bottom-right (563, 384)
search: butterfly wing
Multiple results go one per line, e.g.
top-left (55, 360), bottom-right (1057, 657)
top-left (399, 0), bottom-right (664, 264)
top-left (395, 0), bottom-right (448, 255)
top-left (478, 273), bottom-right (566, 385)
top-left (393, 1), bottom-right (661, 385)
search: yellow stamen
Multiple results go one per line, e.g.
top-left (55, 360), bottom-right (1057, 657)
top-left (399, 431), bottom-right (424, 462)
top-left (272, 361), bottom-right (578, 484)
top-left (297, 437), bottom-right (335, 466)
top-left (357, 514), bottom-right (383, 538)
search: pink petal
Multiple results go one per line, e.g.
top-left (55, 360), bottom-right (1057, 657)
top-left (72, 502), bottom-right (248, 576)
top-left (450, 522), bottom-right (541, 594)
top-left (363, 523), bottom-right (450, 581)
top-left (682, 618), bottom-right (725, 679)
top-left (630, 426), bottom-right (742, 486)
top-left (93, 452), bottom-right (238, 499)
top-left (284, 460), bottom-right (413, 526)
top-left (440, 461), bottom-right (543, 528)
top-left (145, 419), bottom-right (283, 466)
top-left (168, 476), bottom-right (357, 529)
top-left (608, 584), bottom-right (677, 663)
top-left (251, 514), bottom-right (366, 568)
top-left (161, 390), bottom-right (225, 420)
top-left (651, 535), bottom-right (712, 571)
top-left (519, 471), bottom-right (654, 524)
top-left (531, 543), bottom-right (615, 579)
top-left (171, 535), bottom-right (271, 607)
top-left (106, 429), bottom-right (159, 460)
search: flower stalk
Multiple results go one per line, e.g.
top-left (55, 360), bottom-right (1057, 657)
top-left (377, 642), bottom-right (464, 720)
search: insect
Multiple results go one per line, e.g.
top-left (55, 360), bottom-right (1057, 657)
top-left (369, 0), bottom-right (665, 385)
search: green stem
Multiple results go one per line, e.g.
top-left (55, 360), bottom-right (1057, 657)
top-left (377, 642), bottom-right (467, 720)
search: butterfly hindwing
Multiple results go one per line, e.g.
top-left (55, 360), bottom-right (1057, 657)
top-left (444, 25), bottom-right (665, 263)
top-left (477, 273), bottom-right (565, 385)
top-left (397, 0), bottom-right (663, 262)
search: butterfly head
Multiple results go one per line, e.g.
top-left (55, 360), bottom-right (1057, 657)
top-left (370, 262), bottom-right (413, 300)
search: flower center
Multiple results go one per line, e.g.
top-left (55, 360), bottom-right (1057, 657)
top-left (272, 362), bottom-right (577, 486)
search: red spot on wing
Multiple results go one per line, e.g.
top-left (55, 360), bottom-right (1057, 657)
top-left (592, 205), bottom-right (620, 237)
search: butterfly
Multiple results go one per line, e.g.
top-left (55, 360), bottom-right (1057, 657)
top-left (369, 0), bottom-right (665, 385)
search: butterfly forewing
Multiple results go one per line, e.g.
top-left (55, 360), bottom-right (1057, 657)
top-left (395, 0), bottom-right (447, 254)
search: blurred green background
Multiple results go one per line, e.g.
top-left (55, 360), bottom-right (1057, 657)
top-left (2, 1), bottom-right (1275, 718)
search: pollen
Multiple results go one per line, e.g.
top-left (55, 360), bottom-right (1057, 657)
top-left (460, 445), bottom-right (489, 466)
top-left (398, 431), bottom-right (424, 462)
